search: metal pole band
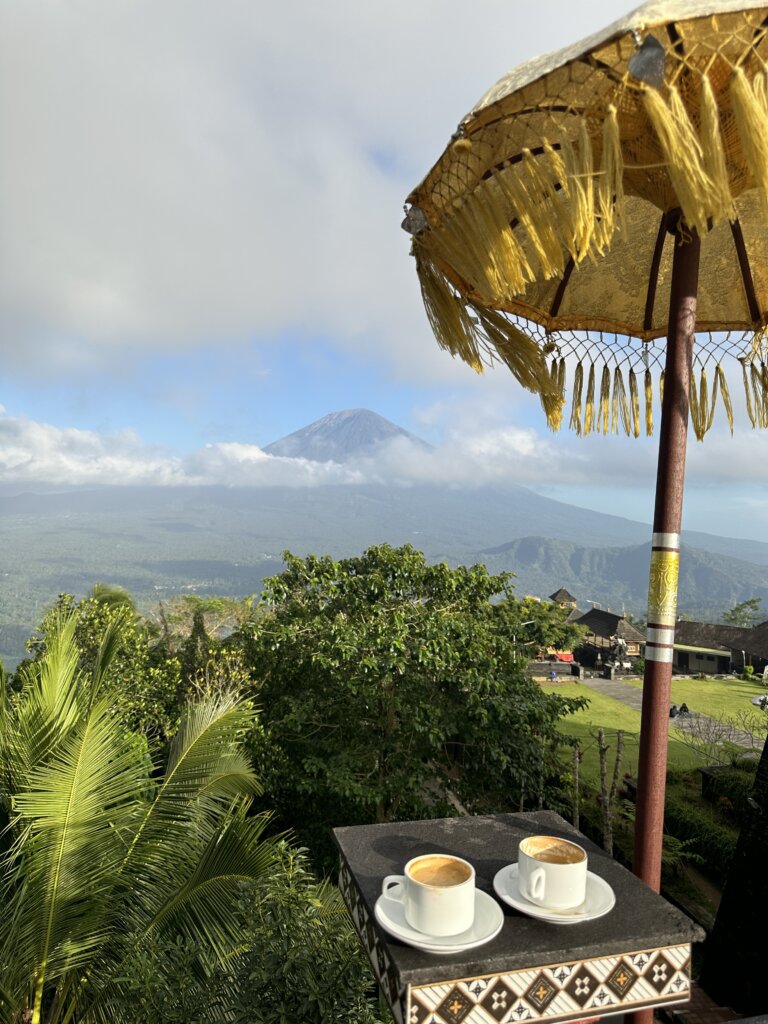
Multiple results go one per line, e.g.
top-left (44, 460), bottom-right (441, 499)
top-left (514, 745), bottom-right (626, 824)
top-left (645, 533), bottom-right (680, 662)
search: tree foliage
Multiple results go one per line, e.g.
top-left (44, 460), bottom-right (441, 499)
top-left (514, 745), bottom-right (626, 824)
top-left (495, 595), bottom-right (586, 657)
top-left (235, 545), bottom-right (585, 861)
top-left (0, 611), bottom-right (278, 1024)
top-left (723, 597), bottom-right (763, 628)
top-left (226, 845), bottom-right (389, 1024)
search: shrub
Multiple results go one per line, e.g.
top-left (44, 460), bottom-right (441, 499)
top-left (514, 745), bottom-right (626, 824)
top-left (229, 844), bottom-right (390, 1024)
top-left (663, 794), bottom-right (738, 884)
top-left (704, 765), bottom-right (757, 822)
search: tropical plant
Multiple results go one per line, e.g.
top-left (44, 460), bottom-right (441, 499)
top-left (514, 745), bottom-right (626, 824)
top-left (226, 844), bottom-right (390, 1024)
top-left (235, 545), bottom-right (585, 867)
top-left (19, 593), bottom-right (184, 740)
top-left (0, 612), bottom-right (278, 1024)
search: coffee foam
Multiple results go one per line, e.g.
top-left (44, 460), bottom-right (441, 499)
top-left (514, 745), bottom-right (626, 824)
top-left (408, 855), bottom-right (471, 887)
top-left (521, 836), bottom-right (585, 865)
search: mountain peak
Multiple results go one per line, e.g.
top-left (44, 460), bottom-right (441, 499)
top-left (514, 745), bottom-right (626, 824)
top-left (264, 409), bottom-right (431, 462)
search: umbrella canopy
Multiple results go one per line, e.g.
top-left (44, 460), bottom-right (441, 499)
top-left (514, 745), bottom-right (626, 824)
top-left (404, 0), bottom-right (768, 911)
top-left (405, 0), bottom-right (768, 439)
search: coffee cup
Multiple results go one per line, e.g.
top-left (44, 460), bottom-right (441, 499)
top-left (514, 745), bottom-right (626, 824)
top-left (381, 853), bottom-right (475, 936)
top-left (517, 835), bottom-right (587, 910)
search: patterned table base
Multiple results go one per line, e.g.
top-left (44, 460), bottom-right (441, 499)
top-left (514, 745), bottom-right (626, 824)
top-left (339, 860), bottom-right (691, 1024)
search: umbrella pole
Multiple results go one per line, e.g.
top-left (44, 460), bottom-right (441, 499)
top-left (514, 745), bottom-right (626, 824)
top-left (633, 220), bottom-right (700, 894)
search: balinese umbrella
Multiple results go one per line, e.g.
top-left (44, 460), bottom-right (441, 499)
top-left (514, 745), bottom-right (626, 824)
top-left (403, 0), bottom-right (768, 900)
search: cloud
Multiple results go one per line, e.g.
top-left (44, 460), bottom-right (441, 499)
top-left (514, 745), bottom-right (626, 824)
top-left (4, 405), bottom-right (766, 498)
top-left (0, 0), bottom-right (625, 383)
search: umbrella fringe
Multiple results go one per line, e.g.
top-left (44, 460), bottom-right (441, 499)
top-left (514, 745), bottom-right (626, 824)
top-left (705, 367), bottom-right (717, 434)
top-left (750, 361), bottom-right (766, 427)
top-left (699, 368), bottom-right (709, 439)
top-left (643, 83), bottom-right (715, 234)
top-left (476, 178), bottom-right (538, 300)
top-left (629, 368), bottom-right (641, 438)
top-left (612, 366), bottom-right (631, 436)
top-left (470, 303), bottom-right (556, 402)
top-left (543, 142), bottom-right (580, 246)
top-left (743, 360), bottom-right (757, 427)
top-left (495, 158), bottom-right (563, 281)
top-left (596, 105), bottom-right (626, 252)
top-left (599, 364), bottom-right (611, 434)
top-left (700, 74), bottom-right (735, 223)
top-left (689, 368), bottom-right (710, 441)
top-left (522, 149), bottom-right (570, 275)
top-left (715, 365), bottom-right (734, 435)
top-left (584, 363), bottom-right (596, 436)
top-left (730, 66), bottom-right (768, 217)
top-left (689, 368), bottom-right (701, 440)
top-left (645, 368), bottom-right (654, 436)
top-left (570, 361), bottom-right (584, 435)
top-left (414, 250), bottom-right (484, 372)
top-left (544, 357), bottom-right (567, 432)
top-left (560, 125), bottom-right (595, 261)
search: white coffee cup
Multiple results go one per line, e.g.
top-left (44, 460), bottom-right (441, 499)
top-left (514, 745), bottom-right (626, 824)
top-left (381, 853), bottom-right (475, 936)
top-left (517, 835), bottom-right (588, 910)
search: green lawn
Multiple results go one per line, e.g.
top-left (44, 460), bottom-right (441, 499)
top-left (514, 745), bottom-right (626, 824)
top-left (542, 682), bottom-right (706, 785)
top-left (622, 674), bottom-right (768, 724)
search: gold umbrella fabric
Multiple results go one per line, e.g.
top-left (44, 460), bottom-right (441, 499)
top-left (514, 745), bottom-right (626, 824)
top-left (404, 0), bottom-right (768, 439)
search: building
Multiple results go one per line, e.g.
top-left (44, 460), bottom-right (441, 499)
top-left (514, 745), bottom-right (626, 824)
top-left (671, 619), bottom-right (744, 674)
top-left (573, 608), bottom-right (645, 667)
top-left (724, 619), bottom-right (768, 675)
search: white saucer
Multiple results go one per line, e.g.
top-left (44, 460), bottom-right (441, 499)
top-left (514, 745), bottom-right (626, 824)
top-left (374, 888), bottom-right (504, 954)
top-left (493, 863), bottom-right (615, 925)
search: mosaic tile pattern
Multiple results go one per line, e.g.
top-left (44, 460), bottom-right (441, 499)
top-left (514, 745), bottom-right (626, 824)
top-left (409, 947), bottom-right (691, 1023)
top-left (339, 859), bottom-right (691, 1024)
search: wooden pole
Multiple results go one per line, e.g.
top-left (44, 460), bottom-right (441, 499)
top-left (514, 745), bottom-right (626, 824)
top-left (630, 215), bottom-right (699, 1024)
top-left (634, 218), bottom-right (700, 887)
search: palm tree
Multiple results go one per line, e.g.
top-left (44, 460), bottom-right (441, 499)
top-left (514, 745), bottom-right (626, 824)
top-left (0, 612), bottom-right (277, 1024)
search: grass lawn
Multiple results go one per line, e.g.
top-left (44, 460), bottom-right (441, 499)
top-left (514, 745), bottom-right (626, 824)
top-left (542, 682), bottom-right (706, 785)
top-left (622, 674), bottom-right (768, 728)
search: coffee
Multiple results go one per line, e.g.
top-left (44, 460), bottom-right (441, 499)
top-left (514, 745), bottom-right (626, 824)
top-left (408, 855), bottom-right (472, 887)
top-left (382, 853), bottom-right (476, 935)
top-left (517, 834), bottom-right (588, 909)
top-left (524, 837), bottom-right (585, 865)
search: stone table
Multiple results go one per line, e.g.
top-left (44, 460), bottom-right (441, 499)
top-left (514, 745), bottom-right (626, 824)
top-left (333, 811), bottom-right (705, 1024)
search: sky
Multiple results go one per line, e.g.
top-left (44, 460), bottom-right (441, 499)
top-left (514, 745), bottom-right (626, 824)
top-left (2, 0), bottom-right (768, 541)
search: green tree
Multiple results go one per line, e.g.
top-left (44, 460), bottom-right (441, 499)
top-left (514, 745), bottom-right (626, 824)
top-left (0, 612), bottom-right (277, 1024)
top-left (19, 593), bottom-right (184, 740)
top-left (226, 845), bottom-right (389, 1024)
top-left (723, 597), bottom-right (763, 628)
top-left (235, 545), bottom-right (585, 860)
top-left (496, 595), bottom-right (587, 658)
top-left (89, 582), bottom-right (138, 615)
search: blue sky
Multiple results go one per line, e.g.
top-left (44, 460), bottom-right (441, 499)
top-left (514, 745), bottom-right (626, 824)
top-left (2, 0), bottom-right (768, 540)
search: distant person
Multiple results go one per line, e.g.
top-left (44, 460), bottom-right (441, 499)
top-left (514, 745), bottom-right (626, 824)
top-left (679, 702), bottom-right (690, 718)
top-left (670, 704), bottom-right (679, 718)
top-left (550, 668), bottom-right (558, 683)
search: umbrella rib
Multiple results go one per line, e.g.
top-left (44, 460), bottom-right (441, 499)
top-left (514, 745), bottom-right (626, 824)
top-left (481, 142), bottom-right (559, 181)
top-left (730, 218), bottom-right (761, 324)
top-left (644, 212), bottom-right (669, 332)
top-left (550, 256), bottom-right (575, 318)
top-left (665, 21), bottom-right (685, 58)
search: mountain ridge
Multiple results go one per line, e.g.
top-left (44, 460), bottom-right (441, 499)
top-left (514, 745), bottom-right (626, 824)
top-left (263, 408), bottom-right (432, 461)
top-left (3, 407), bottom-right (768, 666)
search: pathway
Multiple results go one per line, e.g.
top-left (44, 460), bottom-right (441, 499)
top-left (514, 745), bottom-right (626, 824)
top-left (577, 676), bottom-right (764, 752)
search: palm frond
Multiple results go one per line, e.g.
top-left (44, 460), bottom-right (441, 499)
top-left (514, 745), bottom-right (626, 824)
top-left (120, 696), bottom-right (261, 870)
top-left (142, 810), bottom-right (277, 956)
top-left (1, 695), bottom-right (146, 1000)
